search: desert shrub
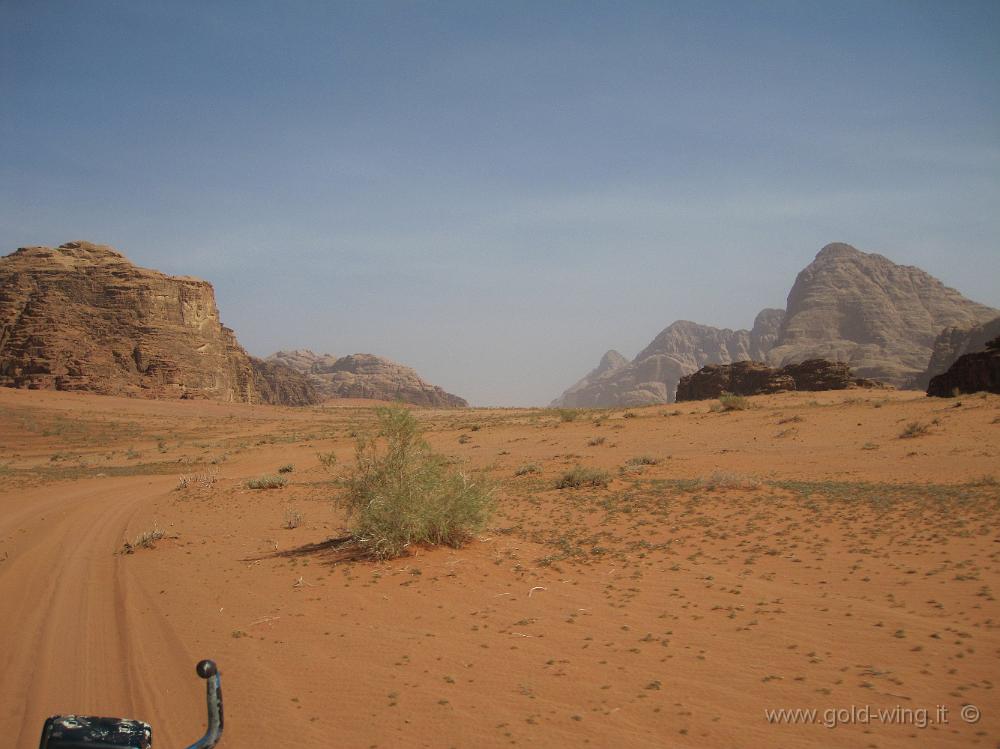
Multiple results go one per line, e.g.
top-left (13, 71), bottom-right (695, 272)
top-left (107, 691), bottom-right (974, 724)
top-left (278, 463), bottom-right (295, 474)
top-left (588, 436), bottom-right (606, 446)
top-left (557, 409), bottom-right (580, 422)
top-left (555, 465), bottom-right (611, 489)
top-left (317, 451), bottom-right (338, 470)
top-left (899, 421), bottom-right (930, 439)
top-left (176, 471), bottom-right (218, 490)
top-left (622, 410), bottom-right (637, 419)
top-left (245, 474), bottom-right (288, 490)
top-left (718, 392), bottom-right (750, 411)
top-left (626, 455), bottom-right (659, 466)
top-left (514, 463), bottom-right (541, 476)
top-left (121, 526), bottom-right (165, 554)
top-left (339, 407), bottom-right (495, 560)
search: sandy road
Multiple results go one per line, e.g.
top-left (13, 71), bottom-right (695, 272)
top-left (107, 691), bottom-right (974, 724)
top-left (0, 476), bottom-right (199, 749)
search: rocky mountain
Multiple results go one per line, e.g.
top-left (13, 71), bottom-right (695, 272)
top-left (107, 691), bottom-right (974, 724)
top-left (554, 243), bottom-right (997, 405)
top-left (267, 350), bottom-right (468, 407)
top-left (912, 315), bottom-right (1000, 391)
top-left (675, 359), bottom-right (885, 402)
top-left (766, 243), bottom-right (997, 386)
top-left (552, 310), bottom-right (784, 407)
top-left (0, 241), bottom-right (317, 405)
top-left (927, 337), bottom-right (1000, 397)
top-left (551, 350), bottom-right (628, 408)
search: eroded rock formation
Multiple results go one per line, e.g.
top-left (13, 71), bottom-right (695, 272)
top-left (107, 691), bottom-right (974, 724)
top-left (767, 243), bottom-right (997, 386)
top-left (0, 241), bottom-right (317, 405)
top-left (675, 359), bottom-right (885, 402)
top-left (927, 337), bottom-right (1000, 397)
top-left (913, 316), bottom-right (1000, 391)
top-left (267, 350), bottom-right (467, 407)
top-left (554, 243), bottom-right (996, 406)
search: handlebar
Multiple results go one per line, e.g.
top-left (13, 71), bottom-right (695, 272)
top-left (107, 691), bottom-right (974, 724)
top-left (184, 660), bottom-right (223, 749)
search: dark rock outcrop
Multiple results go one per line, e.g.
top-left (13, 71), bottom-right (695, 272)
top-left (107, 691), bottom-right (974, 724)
top-left (913, 316), bottom-right (1000, 390)
top-left (0, 241), bottom-right (318, 405)
top-left (267, 350), bottom-right (467, 407)
top-left (927, 337), bottom-right (1000, 397)
top-left (675, 359), bottom-right (885, 402)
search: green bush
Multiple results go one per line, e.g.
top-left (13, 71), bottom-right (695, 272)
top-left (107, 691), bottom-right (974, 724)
top-left (718, 392), bottom-right (750, 411)
top-left (899, 421), bottom-right (930, 439)
top-left (625, 455), bottom-right (659, 466)
top-left (245, 475), bottom-right (287, 490)
top-left (555, 465), bottom-right (611, 489)
top-left (340, 407), bottom-right (495, 560)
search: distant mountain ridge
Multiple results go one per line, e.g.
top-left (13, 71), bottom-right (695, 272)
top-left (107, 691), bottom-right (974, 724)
top-left (267, 349), bottom-right (468, 408)
top-left (553, 243), bottom-right (997, 406)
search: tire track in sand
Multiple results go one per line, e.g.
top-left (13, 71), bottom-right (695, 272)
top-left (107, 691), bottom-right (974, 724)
top-left (0, 476), bottom-right (195, 749)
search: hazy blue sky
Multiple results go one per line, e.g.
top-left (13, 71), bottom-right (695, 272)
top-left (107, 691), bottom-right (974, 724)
top-left (3, 1), bottom-right (998, 405)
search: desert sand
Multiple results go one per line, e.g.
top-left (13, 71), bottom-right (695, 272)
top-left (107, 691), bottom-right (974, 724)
top-left (1, 387), bottom-right (998, 748)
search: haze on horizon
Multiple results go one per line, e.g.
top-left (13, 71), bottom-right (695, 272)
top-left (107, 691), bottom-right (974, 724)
top-left (2, 1), bottom-right (998, 406)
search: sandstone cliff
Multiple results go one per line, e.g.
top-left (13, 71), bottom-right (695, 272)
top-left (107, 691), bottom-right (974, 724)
top-left (267, 350), bottom-right (468, 407)
top-left (767, 243), bottom-right (997, 386)
top-left (0, 241), bottom-right (317, 405)
top-left (552, 310), bottom-right (784, 407)
top-left (912, 316), bottom-right (1000, 391)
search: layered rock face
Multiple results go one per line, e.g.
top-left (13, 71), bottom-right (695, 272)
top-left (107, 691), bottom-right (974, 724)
top-left (552, 310), bottom-right (785, 407)
top-left (912, 316), bottom-right (1000, 390)
top-left (675, 359), bottom-right (884, 402)
top-left (554, 242), bottom-right (997, 406)
top-left (767, 243), bottom-right (997, 386)
top-left (0, 241), bottom-right (317, 405)
top-left (267, 350), bottom-right (468, 407)
top-left (927, 337), bottom-right (1000, 397)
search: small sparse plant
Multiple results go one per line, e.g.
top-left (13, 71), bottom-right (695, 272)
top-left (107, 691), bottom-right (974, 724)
top-left (718, 392), bottom-right (750, 411)
top-left (899, 421), bottom-right (930, 439)
top-left (555, 466), bottom-right (611, 489)
top-left (514, 463), bottom-right (541, 476)
top-left (121, 526), bottom-right (165, 554)
top-left (588, 436), bottom-right (606, 446)
top-left (558, 409), bottom-right (580, 422)
top-left (283, 507), bottom-right (304, 529)
top-left (176, 471), bottom-right (218, 490)
top-left (861, 442), bottom-right (879, 451)
top-left (458, 434), bottom-right (472, 444)
top-left (278, 463), bottom-right (294, 474)
top-left (245, 474), bottom-right (288, 490)
top-left (317, 451), bottom-right (338, 471)
top-left (622, 410), bottom-right (637, 419)
top-left (626, 455), bottom-right (659, 466)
